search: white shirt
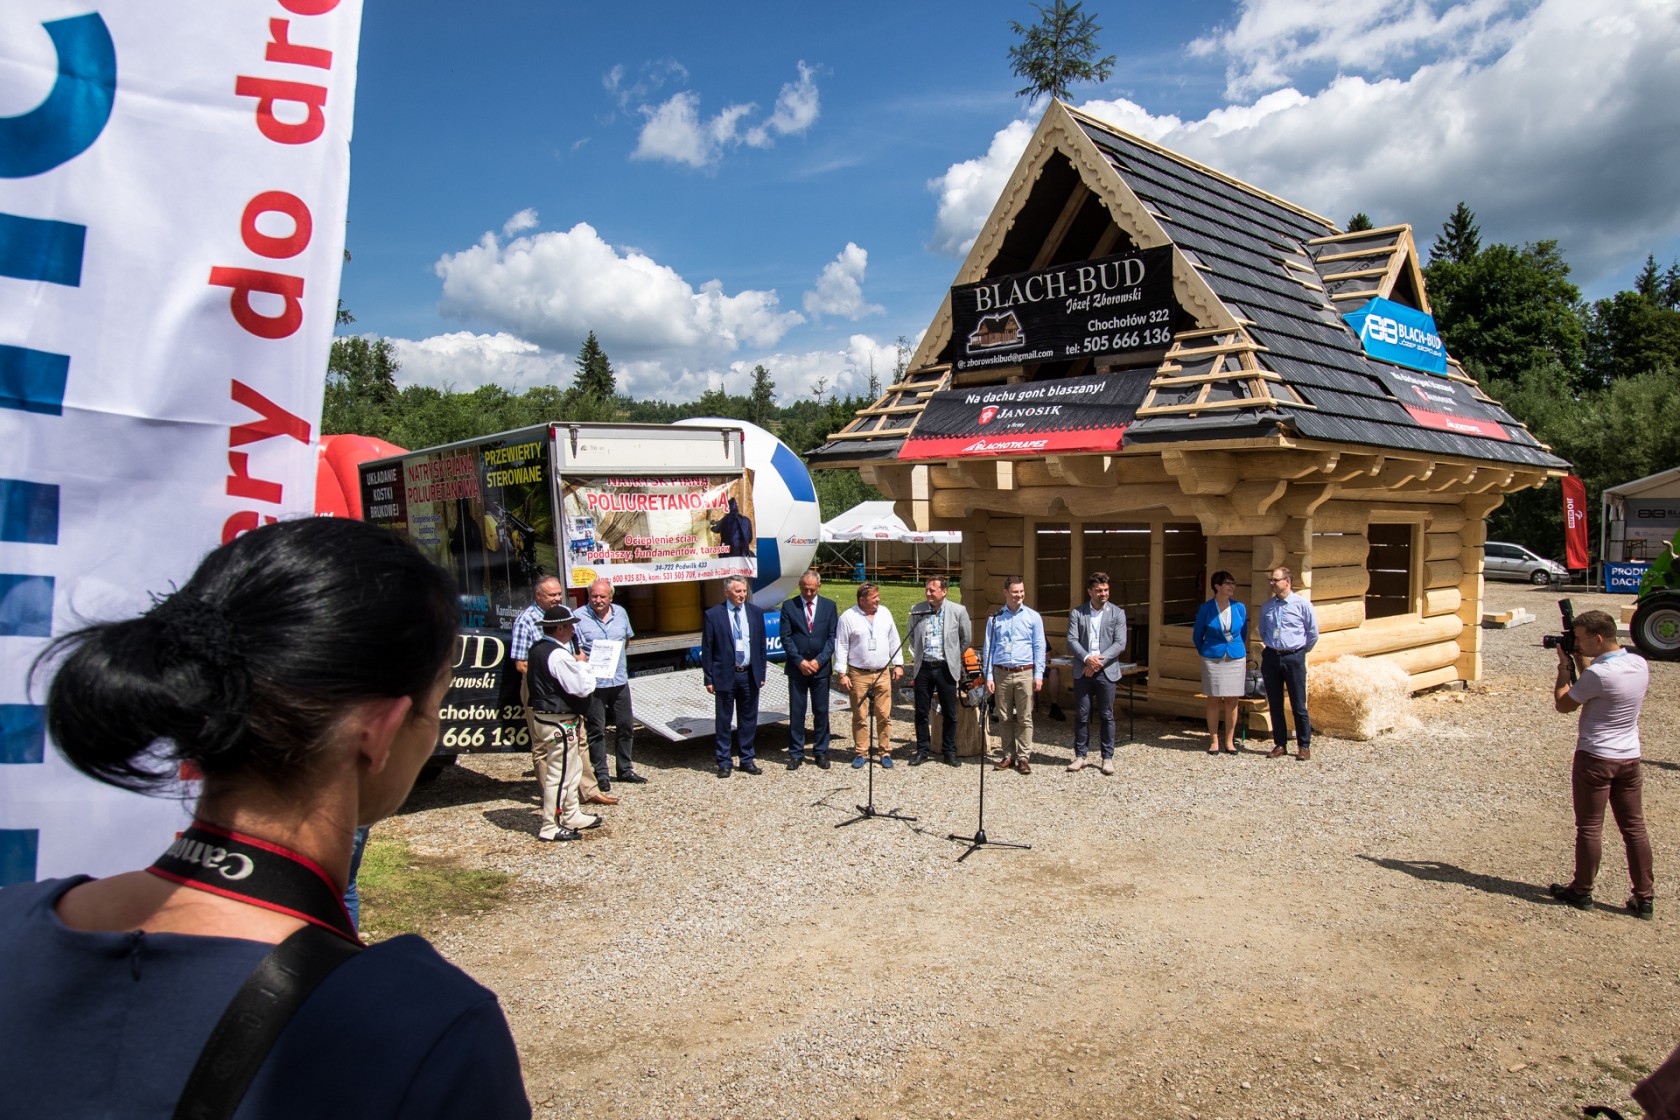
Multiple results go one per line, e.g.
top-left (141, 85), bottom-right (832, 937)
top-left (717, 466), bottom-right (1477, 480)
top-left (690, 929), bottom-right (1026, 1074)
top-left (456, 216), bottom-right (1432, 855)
top-left (835, 605), bottom-right (902, 673)
top-left (1569, 649), bottom-right (1648, 760)
top-left (545, 645), bottom-right (597, 701)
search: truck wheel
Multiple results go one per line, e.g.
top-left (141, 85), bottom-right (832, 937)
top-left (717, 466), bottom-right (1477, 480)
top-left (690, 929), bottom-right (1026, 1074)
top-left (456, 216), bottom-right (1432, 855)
top-left (1529, 568), bottom-right (1551, 585)
top-left (1631, 595), bottom-right (1680, 661)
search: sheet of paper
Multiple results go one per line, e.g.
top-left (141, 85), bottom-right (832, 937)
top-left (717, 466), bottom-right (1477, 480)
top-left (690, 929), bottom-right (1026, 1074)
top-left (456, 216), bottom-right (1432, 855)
top-left (587, 638), bottom-right (623, 681)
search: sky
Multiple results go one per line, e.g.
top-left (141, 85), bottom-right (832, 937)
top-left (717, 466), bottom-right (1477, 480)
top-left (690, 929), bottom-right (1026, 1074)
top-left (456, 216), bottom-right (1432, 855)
top-left (341, 0), bottom-right (1680, 406)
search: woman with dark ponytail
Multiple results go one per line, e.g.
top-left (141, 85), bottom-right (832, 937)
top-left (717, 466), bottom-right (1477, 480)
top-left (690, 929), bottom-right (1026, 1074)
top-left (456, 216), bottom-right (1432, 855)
top-left (0, 518), bottom-right (531, 1118)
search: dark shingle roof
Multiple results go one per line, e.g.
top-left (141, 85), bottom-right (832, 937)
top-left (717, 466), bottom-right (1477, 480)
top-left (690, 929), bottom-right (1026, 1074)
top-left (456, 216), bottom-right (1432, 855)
top-left (810, 105), bottom-right (1567, 474)
top-left (1074, 116), bottom-right (1566, 471)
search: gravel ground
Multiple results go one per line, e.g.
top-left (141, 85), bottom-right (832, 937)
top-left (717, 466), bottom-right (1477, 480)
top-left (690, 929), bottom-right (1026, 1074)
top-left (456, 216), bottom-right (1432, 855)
top-left (386, 583), bottom-right (1680, 1119)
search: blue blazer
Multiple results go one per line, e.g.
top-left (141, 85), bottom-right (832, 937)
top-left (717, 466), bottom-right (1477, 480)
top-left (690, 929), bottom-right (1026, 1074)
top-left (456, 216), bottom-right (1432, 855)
top-left (1192, 598), bottom-right (1247, 660)
top-left (779, 595), bottom-right (838, 677)
top-left (701, 600), bottom-right (768, 691)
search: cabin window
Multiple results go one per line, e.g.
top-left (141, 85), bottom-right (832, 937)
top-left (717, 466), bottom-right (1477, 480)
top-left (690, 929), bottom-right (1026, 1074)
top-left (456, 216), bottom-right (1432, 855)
top-left (1033, 522), bottom-right (1071, 615)
top-left (1366, 522), bottom-right (1417, 619)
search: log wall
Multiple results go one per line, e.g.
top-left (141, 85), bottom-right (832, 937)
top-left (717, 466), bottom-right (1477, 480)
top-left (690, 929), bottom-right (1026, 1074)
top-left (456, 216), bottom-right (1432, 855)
top-left (907, 449), bottom-right (1517, 728)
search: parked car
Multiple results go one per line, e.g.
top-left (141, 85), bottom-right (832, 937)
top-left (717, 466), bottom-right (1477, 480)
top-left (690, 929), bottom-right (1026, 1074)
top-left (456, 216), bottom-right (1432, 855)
top-left (1484, 541), bottom-right (1569, 585)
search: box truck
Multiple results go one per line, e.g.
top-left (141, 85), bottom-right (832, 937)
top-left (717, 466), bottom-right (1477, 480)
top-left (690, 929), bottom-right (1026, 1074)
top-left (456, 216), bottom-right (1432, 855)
top-left (355, 420), bottom-right (823, 767)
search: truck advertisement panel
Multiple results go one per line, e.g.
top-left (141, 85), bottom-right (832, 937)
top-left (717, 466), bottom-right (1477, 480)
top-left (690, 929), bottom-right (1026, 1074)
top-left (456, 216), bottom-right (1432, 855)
top-left (362, 432), bottom-right (558, 631)
top-left (560, 473), bottom-right (757, 589)
top-left (440, 627), bottom-right (530, 755)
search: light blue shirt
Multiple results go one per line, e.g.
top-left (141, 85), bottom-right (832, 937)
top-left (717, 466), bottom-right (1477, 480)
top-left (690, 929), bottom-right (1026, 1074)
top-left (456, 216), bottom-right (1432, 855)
top-left (983, 604), bottom-right (1047, 679)
top-left (573, 603), bottom-right (635, 687)
top-left (510, 603), bottom-right (544, 662)
top-left (1259, 592), bottom-right (1318, 652)
top-left (923, 608), bottom-right (945, 661)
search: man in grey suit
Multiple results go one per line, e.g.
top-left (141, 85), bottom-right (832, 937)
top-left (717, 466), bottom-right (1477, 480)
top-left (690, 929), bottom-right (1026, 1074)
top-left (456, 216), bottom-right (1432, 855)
top-left (1066, 571), bottom-right (1128, 775)
top-left (907, 577), bottom-right (972, 767)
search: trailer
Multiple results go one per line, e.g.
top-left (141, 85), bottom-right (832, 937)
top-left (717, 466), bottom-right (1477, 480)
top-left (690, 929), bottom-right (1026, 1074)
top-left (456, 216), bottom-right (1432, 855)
top-left (357, 420), bottom-right (825, 763)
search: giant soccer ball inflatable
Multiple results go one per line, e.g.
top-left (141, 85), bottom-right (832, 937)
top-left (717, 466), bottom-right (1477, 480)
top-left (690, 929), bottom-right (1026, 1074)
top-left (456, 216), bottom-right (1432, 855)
top-left (676, 418), bottom-right (820, 609)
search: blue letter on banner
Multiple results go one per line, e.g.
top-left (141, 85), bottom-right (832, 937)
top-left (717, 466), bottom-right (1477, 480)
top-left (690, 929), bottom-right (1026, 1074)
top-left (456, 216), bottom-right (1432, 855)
top-left (0, 14), bottom-right (117, 179)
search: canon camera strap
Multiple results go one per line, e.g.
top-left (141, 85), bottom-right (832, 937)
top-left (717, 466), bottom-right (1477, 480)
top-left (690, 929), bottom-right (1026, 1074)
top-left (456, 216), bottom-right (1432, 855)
top-left (149, 822), bottom-right (364, 1120)
top-left (147, 821), bottom-right (361, 945)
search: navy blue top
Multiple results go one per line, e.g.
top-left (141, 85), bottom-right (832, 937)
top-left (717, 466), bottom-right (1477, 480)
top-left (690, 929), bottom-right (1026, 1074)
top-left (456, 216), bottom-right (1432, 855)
top-left (0, 876), bottom-right (530, 1119)
top-left (1192, 598), bottom-right (1248, 660)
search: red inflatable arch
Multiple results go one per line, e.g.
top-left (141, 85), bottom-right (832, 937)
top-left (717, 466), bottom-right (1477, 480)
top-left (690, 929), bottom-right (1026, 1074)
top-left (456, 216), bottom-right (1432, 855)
top-left (315, 433), bottom-right (408, 518)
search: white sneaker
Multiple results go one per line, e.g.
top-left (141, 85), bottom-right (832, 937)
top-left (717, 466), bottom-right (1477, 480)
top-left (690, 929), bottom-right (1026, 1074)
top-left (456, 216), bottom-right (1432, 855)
top-left (1100, 758), bottom-right (1115, 775)
top-left (1066, 756), bottom-right (1088, 772)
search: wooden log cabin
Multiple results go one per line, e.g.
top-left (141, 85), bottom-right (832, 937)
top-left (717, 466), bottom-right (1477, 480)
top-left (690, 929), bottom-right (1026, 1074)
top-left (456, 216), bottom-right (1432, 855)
top-left (807, 102), bottom-right (1569, 729)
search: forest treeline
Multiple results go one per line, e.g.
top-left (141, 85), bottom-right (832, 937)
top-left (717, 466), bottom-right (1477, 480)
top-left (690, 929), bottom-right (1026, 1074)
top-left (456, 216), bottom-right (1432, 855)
top-left (327, 204), bottom-right (1680, 558)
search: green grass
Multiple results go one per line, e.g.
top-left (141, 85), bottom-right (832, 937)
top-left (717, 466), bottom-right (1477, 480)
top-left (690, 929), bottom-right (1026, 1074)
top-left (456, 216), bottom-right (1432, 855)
top-left (830, 579), bottom-right (963, 622)
top-left (357, 835), bottom-right (512, 942)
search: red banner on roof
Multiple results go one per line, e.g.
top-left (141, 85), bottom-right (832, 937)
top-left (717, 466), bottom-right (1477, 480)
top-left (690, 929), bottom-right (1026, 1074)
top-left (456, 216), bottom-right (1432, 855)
top-left (898, 372), bottom-right (1148, 460)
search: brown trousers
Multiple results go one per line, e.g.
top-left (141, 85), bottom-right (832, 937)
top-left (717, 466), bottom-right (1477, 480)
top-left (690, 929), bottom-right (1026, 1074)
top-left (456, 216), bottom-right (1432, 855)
top-left (1570, 750), bottom-right (1654, 900)
top-left (846, 668), bottom-right (894, 757)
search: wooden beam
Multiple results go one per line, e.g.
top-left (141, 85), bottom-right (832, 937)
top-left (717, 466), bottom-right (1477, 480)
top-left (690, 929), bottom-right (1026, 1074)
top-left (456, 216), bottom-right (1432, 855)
top-left (1161, 448), bottom-right (1238, 495)
top-left (1045, 454), bottom-right (1115, 487)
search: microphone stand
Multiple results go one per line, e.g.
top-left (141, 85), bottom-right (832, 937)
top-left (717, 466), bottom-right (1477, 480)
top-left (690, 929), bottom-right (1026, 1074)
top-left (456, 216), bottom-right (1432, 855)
top-left (948, 610), bottom-right (1030, 859)
top-left (836, 607), bottom-right (917, 828)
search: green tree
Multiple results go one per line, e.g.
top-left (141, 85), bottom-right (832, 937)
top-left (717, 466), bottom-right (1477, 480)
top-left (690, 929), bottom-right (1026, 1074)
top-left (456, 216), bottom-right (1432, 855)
top-left (1429, 202), bottom-right (1481, 265)
top-left (1425, 238), bottom-right (1585, 385)
top-left (572, 331), bottom-right (616, 399)
top-left (1584, 289), bottom-right (1680, 384)
top-left (1007, 0), bottom-right (1115, 101)
top-left (1345, 212), bottom-right (1373, 232)
top-left (322, 335), bottom-right (400, 436)
top-left (747, 363), bottom-right (777, 427)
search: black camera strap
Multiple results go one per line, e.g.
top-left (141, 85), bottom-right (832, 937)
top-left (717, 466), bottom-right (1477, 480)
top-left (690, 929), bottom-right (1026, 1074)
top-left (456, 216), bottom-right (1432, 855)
top-left (147, 823), bottom-right (364, 1120)
top-left (147, 821), bottom-right (360, 944)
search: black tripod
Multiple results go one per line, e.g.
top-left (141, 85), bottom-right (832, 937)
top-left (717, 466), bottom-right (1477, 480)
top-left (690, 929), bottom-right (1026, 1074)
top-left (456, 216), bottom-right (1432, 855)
top-left (947, 650), bottom-right (1029, 860)
top-left (836, 615), bottom-right (917, 827)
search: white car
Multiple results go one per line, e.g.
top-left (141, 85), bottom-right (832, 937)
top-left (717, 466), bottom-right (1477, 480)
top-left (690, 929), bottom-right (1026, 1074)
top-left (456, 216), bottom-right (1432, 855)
top-left (1484, 541), bottom-right (1569, 585)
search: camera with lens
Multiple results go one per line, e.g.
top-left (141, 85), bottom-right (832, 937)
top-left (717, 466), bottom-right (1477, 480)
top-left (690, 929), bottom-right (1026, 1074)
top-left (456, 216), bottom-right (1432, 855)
top-left (1541, 598), bottom-right (1577, 654)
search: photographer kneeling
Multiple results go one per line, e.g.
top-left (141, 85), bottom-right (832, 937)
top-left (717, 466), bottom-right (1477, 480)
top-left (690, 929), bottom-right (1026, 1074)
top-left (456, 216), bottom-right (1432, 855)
top-left (1548, 609), bottom-right (1654, 919)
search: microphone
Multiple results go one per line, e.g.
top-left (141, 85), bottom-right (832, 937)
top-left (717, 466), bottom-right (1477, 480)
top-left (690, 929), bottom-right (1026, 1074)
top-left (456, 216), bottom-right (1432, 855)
top-left (908, 601), bottom-right (933, 617)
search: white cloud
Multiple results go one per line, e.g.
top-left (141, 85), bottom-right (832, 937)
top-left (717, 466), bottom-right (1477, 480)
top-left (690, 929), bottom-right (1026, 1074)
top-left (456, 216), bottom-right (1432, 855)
top-left (1191, 0), bottom-right (1531, 98)
top-left (500, 209), bottom-right (538, 238)
top-left (803, 242), bottom-right (882, 320)
top-left (602, 59), bottom-right (689, 114)
top-left (632, 91), bottom-right (754, 168)
top-left (926, 119), bottom-right (1036, 256)
top-left (388, 328), bottom-right (914, 407)
top-left (932, 0), bottom-right (1680, 288)
top-left (746, 61), bottom-right (821, 147)
top-left (387, 331), bottom-right (570, 393)
top-left (726, 334), bottom-right (916, 402)
top-left (630, 62), bottom-right (820, 168)
top-left (433, 217), bottom-right (804, 373)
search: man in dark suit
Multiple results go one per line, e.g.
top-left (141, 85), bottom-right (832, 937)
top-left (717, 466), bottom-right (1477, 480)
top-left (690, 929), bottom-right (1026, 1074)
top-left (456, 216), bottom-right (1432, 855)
top-left (779, 569), bottom-right (838, 771)
top-left (701, 575), bottom-right (768, 778)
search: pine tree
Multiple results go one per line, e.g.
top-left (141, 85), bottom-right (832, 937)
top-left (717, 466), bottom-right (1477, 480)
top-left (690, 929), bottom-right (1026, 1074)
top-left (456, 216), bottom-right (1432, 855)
top-left (1429, 202), bottom-right (1481, 265)
top-left (1007, 0), bottom-right (1115, 101)
top-left (1634, 255), bottom-right (1663, 301)
top-left (748, 363), bottom-right (777, 427)
top-left (573, 331), bottom-right (616, 398)
top-left (1345, 212), bottom-right (1374, 232)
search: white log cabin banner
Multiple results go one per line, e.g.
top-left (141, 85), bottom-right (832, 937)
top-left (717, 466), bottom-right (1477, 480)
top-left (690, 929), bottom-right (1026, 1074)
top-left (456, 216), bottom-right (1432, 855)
top-left (0, 1), bottom-right (363, 884)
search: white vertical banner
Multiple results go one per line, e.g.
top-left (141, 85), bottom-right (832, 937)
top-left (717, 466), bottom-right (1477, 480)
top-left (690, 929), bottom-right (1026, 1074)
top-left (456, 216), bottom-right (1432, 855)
top-left (0, 1), bottom-right (363, 883)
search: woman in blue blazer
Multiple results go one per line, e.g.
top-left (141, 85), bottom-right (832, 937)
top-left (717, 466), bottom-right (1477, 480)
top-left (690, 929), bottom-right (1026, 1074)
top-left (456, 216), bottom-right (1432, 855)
top-left (1192, 570), bottom-right (1247, 755)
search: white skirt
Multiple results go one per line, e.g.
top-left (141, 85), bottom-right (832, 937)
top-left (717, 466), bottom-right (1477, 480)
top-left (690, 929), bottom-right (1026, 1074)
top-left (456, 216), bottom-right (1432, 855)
top-left (1201, 656), bottom-right (1245, 697)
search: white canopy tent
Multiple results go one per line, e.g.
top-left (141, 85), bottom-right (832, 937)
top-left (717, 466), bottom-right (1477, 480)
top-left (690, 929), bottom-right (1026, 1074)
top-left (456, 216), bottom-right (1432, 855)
top-left (819, 501), bottom-right (961, 581)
